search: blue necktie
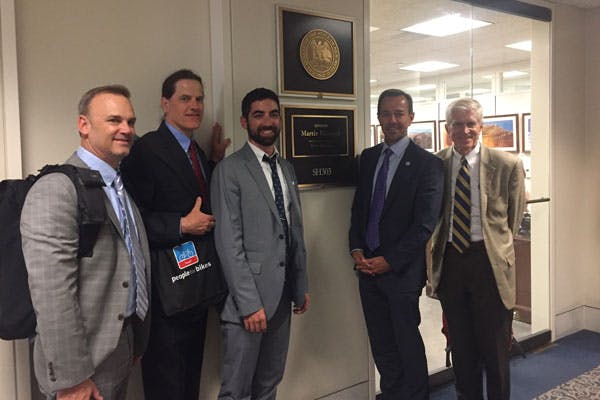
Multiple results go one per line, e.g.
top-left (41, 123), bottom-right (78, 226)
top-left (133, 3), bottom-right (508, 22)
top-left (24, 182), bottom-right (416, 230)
top-left (113, 173), bottom-right (148, 320)
top-left (366, 148), bottom-right (392, 251)
top-left (263, 154), bottom-right (289, 246)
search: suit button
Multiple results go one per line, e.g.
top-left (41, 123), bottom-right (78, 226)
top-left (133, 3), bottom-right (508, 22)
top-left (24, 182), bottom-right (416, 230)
top-left (279, 234), bottom-right (284, 240)
top-left (122, 281), bottom-right (129, 288)
top-left (118, 314), bottom-right (125, 321)
top-left (279, 262), bottom-right (285, 267)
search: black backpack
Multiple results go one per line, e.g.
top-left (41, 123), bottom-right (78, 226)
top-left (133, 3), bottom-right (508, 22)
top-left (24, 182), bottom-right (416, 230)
top-left (0, 164), bottom-right (106, 340)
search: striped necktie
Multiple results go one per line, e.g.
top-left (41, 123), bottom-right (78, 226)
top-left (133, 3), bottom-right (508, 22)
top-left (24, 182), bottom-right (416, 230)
top-left (452, 156), bottom-right (471, 253)
top-left (114, 173), bottom-right (149, 320)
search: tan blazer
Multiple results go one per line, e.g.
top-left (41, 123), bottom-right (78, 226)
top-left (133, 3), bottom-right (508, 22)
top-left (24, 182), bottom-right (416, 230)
top-left (430, 145), bottom-right (526, 309)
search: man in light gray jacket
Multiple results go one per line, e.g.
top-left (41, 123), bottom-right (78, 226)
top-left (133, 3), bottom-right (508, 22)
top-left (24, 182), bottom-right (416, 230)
top-left (21, 85), bottom-right (151, 400)
top-left (211, 87), bottom-right (309, 400)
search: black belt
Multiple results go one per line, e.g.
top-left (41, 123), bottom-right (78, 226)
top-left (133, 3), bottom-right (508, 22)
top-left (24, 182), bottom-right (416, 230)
top-left (446, 240), bottom-right (485, 251)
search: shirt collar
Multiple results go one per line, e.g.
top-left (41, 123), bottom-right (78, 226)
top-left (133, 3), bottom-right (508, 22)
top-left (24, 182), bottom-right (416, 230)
top-left (452, 141), bottom-right (480, 165)
top-left (165, 121), bottom-right (192, 152)
top-left (76, 146), bottom-right (117, 186)
top-left (248, 140), bottom-right (279, 162)
top-left (383, 134), bottom-right (410, 158)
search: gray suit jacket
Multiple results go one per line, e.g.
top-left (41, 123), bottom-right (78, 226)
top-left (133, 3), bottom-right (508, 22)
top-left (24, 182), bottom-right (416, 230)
top-left (211, 143), bottom-right (308, 323)
top-left (430, 145), bottom-right (526, 309)
top-left (20, 153), bottom-right (151, 394)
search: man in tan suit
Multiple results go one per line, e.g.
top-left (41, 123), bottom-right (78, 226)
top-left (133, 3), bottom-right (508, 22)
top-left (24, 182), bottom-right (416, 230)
top-left (430, 98), bottom-right (525, 400)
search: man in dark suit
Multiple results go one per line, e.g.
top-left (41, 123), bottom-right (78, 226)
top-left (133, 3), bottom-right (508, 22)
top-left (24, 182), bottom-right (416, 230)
top-left (211, 88), bottom-right (309, 400)
top-left (430, 98), bottom-right (526, 400)
top-left (21, 85), bottom-right (151, 400)
top-left (349, 89), bottom-right (443, 399)
top-left (121, 69), bottom-right (230, 400)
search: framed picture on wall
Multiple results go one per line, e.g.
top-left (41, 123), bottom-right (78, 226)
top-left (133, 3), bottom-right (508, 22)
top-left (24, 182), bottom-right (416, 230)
top-left (407, 121), bottom-right (436, 152)
top-left (438, 120), bottom-right (452, 149)
top-left (277, 6), bottom-right (356, 99)
top-left (482, 114), bottom-right (519, 152)
top-left (522, 113), bottom-right (531, 152)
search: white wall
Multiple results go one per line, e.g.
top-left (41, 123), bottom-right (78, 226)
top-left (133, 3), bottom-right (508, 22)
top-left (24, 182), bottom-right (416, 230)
top-left (549, 3), bottom-right (593, 338)
top-left (582, 7), bottom-right (600, 331)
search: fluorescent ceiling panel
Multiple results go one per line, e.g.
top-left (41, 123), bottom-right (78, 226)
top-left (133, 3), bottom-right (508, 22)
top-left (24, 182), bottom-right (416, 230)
top-left (506, 40), bottom-right (532, 51)
top-left (503, 70), bottom-right (528, 78)
top-left (400, 61), bottom-right (459, 73)
top-left (402, 14), bottom-right (491, 37)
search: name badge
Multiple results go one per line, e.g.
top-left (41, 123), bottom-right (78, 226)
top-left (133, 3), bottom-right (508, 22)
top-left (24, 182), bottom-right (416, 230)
top-left (172, 241), bottom-right (199, 270)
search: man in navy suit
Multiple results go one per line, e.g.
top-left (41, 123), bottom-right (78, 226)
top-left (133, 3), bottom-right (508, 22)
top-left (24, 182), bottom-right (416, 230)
top-left (349, 89), bottom-right (443, 399)
top-left (121, 69), bottom-right (230, 400)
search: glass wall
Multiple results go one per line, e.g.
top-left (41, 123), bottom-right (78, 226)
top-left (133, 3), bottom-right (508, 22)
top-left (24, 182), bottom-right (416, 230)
top-left (370, 0), bottom-right (551, 376)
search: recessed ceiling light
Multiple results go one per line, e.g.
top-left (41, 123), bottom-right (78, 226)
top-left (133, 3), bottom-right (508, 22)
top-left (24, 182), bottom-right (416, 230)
top-left (370, 79), bottom-right (378, 84)
top-left (407, 84), bottom-right (437, 91)
top-left (370, 26), bottom-right (380, 32)
top-left (506, 40), bottom-right (532, 51)
top-left (402, 14), bottom-right (491, 37)
top-left (400, 61), bottom-right (459, 73)
top-left (503, 70), bottom-right (528, 78)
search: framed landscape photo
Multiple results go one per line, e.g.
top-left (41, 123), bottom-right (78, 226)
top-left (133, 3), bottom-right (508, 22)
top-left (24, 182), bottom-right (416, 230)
top-left (407, 121), bottom-right (436, 152)
top-left (482, 114), bottom-right (518, 152)
top-left (522, 113), bottom-right (531, 152)
top-left (438, 120), bottom-right (452, 149)
top-left (277, 6), bottom-right (355, 99)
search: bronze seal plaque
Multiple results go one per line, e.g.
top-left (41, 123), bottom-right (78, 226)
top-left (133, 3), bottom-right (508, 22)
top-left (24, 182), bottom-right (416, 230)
top-left (277, 7), bottom-right (355, 98)
top-left (299, 29), bottom-right (340, 80)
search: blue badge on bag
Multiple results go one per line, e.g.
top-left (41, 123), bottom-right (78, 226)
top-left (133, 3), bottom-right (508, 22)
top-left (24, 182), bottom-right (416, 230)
top-left (172, 241), bottom-right (199, 270)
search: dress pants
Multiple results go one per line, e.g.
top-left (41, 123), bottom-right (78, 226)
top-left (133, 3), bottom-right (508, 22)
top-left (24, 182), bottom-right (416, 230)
top-left (141, 297), bottom-right (208, 400)
top-left (43, 317), bottom-right (135, 400)
top-left (438, 242), bottom-right (513, 400)
top-left (218, 288), bottom-right (291, 400)
top-left (359, 274), bottom-right (429, 400)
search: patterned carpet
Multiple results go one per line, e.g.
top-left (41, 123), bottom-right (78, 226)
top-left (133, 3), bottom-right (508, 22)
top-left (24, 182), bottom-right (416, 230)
top-left (534, 364), bottom-right (600, 399)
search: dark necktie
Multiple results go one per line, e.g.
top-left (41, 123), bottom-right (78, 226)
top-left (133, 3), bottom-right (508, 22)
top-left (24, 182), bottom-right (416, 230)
top-left (262, 154), bottom-right (289, 246)
top-left (366, 148), bottom-right (392, 251)
top-left (113, 173), bottom-right (148, 319)
top-left (188, 141), bottom-right (208, 199)
top-left (452, 156), bottom-right (471, 253)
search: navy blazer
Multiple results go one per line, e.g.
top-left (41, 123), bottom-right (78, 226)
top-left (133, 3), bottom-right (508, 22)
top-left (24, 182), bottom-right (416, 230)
top-left (349, 140), bottom-right (444, 292)
top-left (121, 121), bottom-right (212, 249)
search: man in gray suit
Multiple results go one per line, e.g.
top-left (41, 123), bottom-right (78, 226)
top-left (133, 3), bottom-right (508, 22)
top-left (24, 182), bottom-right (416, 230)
top-left (20, 85), bottom-right (151, 400)
top-left (211, 87), bottom-right (309, 400)
top-left (430, 98), bottom-right (526, 400)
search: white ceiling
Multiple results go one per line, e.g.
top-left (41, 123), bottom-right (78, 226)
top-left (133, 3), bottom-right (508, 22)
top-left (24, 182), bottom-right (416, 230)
top-left (369, 0), bottom-right (598, 103)
top-left (551, 0), bottom-right (600, 7)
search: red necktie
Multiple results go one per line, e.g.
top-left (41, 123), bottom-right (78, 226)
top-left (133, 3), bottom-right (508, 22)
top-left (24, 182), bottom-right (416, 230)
top-left (188, 141), bottom-right (208, 199)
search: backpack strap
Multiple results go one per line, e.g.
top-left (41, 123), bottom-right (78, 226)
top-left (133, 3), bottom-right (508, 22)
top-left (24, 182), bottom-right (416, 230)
top-left (39, 164), bottom-right (106, 258)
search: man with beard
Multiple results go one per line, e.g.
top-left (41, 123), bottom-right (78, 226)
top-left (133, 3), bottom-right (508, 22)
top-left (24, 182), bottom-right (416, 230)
top-left (211, 88), bottom-right (309, 400)
top-left (349, 89), bottom-right (443, 399)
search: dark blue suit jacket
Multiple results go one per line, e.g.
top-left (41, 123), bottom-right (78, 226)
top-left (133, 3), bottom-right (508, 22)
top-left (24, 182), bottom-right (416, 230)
top-left (349, 140), bottom-right (444, 292)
